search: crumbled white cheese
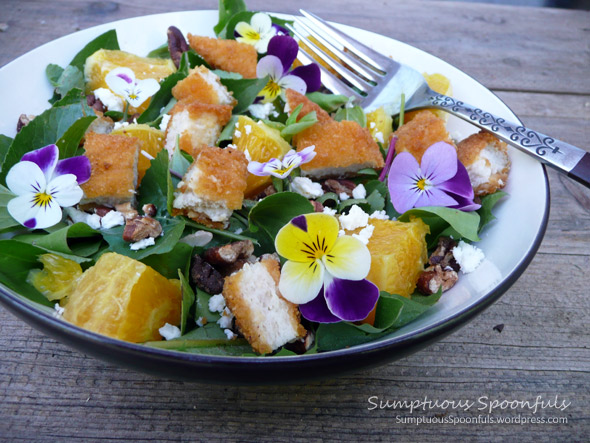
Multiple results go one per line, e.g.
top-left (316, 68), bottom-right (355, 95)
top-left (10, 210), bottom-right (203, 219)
top-left (196, 316), bottom-right (207, 327)
top-left (159, 323), bottom-right (181, 340)
top-left (352, 224), bottom-right (375, 245)
top-left (234, 228), bottom-right (243, 235)
top-left (339, 192), bottom-right (350, 201)
top-left (452, 240), bottom-right (485, 274)
top-left (244, 125), bottom-right (252, 135)
top-left (226, 143), bottom-right (237, 150)
top-left (352, 184), bottom-right (367, 199)
top-left (369, 210), bottom-right (389, 220)
top-left (179, 231), bottom-right (213, 247)
top-left (93, 87), bottom-right (123, 112)
top-left (338, 229), bottom-right (346, 237)
top-left (369, 122), bottom-right (376, 129)
top-left (129, 237), bottom-right (155, 251)
top-left (234, 130), bottom-right (242, 138)
top-left (53, 303), bottom-right (65, 319)
top-left (248, 102), bottom-right (275, 120)
top-left (113, 121), bottom-right (129, 131)
top-left (339, 204), bottom-right (369, 231)
top-left (208, 293), bottom-right (226, 313)
top-left (291, 177), bottom-right (324, 199)
top-left (65, 207), bottom-right (101, 230)
top-left (322, 206), bottom-right (337, 216)
top-left (224, 329), bottom-right (237, 340)
top-left (159, 114), bottom-right (171, 132)
top-left (100, 210), bottom-right (125, 230)
top-left (217, 307), bottom-right (234, 329)
top-left (375, 131), bottom-right (384, 144)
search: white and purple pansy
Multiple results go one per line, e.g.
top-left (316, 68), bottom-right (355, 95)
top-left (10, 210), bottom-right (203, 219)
top-left (105, 67), bottom-right (160, 108)
top-left (387, 142), bottom-right (480, 214)
top-left (5, 144), bottom-right (91, 230)
top-left (274, 213), bottom-right (379, 323)
top-left (257, 35), bottom-right (321, 103)
top-left (247, 145), bottom-right (316, 179)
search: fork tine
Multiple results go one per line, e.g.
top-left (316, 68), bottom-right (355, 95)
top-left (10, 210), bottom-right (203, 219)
top-left (293, 18), bottom-right (382, 84)
top-left (299, 10), bottom-right (396, 73)
top-left (287, 24), bottom-right (373, 94)
top-left (296, 48), bottom-right (364, 102)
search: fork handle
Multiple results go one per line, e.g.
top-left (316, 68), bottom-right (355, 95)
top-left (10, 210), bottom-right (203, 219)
top-left (425, 94), bottom-right (590, 188)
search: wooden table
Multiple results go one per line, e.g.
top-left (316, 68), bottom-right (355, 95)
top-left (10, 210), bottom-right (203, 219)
top-left (1, 0), bottom-right (588, 440)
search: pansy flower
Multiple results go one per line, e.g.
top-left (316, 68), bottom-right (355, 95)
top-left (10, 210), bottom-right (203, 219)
top-left (247, 145), bottom-right (316, 179)
top-left (257, 35), bottom-right (321, 103)
top-left (387, 141), bottom-right (480, 214)
top-left (275, 213), bottom-right (379, 323)
top-left (6, 144), bottom-right (91, 229)
top-left (105, 67), bottom-right (160, 109)
top-left (235, 12), bottom-right (277, 53)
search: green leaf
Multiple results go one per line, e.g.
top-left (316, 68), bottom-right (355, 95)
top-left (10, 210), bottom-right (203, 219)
top-left (334, 105), bottom-right (367, 127)
top-left (281, 106), bottom-right (317, 141)
top-left (141, 242), bottom-right (193, 280)
top-left (218, 10), bottom-right (254, 40)
top-left (69, 29), bottom-right (120, 71)
top-left (217, 115), bottom-right (239, 143)
top-left (100, 217), bottom-right (186, 260)
top-left (478, 191), bottom-right (507, 232)
top-left (366, 189), bottom-right (385, 212)
top-left (0, 101), bottom-right (93, 184)
top-left (51, 88), bottom-right (86, 107)
top-left (137, 71), bottom-right (184, 124)
top-left (316, 192), bottom-right (339, 207)
top-left (178, 270), bottom-right (195, 335)
top-left (184, 220), bottom-right (259, 245)
top-left (195, 287), bottom-right (221, 323)
top-left (220, 76), bottom-right (269, 114)
top-left (214, 0), bottom-right (247, 37)
top-left (347, 295), bottom-right (404, 334)
top-left (19, 223), bottom-right (101, 259)
top-left (399, 206), bottom-right (481, 243)
top-left (0, 184), bottom-right (18, 231)
top-left (170, 145), bottom-right (191, 179)
top-left (248, 192), bottom-right (314, 241)
top-left (386, 291), bottom-right (441, 329)
top-left (137, 149), bottom-right (171, 215)
top-left (147, 42), bottom-right (170, 59)
top-left (306, 92), bottom-right (349, 112)
top-left (55, 115), bottom-right (96, 158)
top-left (0, 135), bottom-right (13, 168)
top-left (46, 64), bottom-right (64, 87)
top-left (55, 65), bottom-right (85, 98)
top-left (356, 168), bottom-right (379, 177)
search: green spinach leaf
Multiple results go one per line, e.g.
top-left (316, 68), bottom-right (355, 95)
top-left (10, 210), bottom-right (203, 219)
top-left (69, 29), bottom-right (119, 71)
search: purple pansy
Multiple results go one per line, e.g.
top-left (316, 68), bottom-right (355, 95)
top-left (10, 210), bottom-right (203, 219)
top-left (5, 144), bottom-right (91, 229)
top-left (247, 145), bottom-right (316, 179)
top-left (387, 142), bottom-right (480, 214)
top-left (257, 35), bottom-right (321, 103)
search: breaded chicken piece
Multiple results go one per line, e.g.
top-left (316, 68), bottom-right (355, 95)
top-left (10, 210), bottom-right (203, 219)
top-left (165, 98), bottom-right (233, 159)
top-left (187, 34), bottom-right (257, 79)
top-left (81, 132), bottom-right (139, 207)
top-left (172, 66), bottom-right (237, 106)
top-left (457, 130), bottom-right (510, 196)
top-left (172, 146), bottom-right (248, 228)
top-left (393, 110), bottom-right (454, 162)
top-left (223, 255), bottom-right (306, 355)
top-left (286, 90), bottom-right (384, 179)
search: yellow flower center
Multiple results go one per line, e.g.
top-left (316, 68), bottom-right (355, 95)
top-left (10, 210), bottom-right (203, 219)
top-left (244, 30), bottom-right (260, 41)
top-left (32, 192), bottom-right (53, 208)
top-left (301, 235), bottom-right (332, 262)
top-left (261, 80), bottom-right (281, 102)
top-left (416, 178), bottom-right (428, 191)
top-left (128, 93), bottom-right (138, 100)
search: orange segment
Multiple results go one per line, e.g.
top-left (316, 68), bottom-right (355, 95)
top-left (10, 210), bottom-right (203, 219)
top-left (232, 115), bottom-right (292, 197)
top-left (366, 107), bottom-right (393, 145)
top-left (27, 254), bottom-right (83, 301)
top-left (63, 252), bottom-right (182, 343)
top-left (406, 72), bottom-right (452, 123)
top-left (111, 124), bottom-right (165, 184)
top-left (84, 49), bottom-right (176, 114)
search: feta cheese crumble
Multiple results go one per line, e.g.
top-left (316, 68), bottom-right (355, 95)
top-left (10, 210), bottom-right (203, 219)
top-left (159, 323), bottom-right (181, 340)
top-left (339, 192), bottom-right (350, 201)
top-left (352, 184), bottom-right (367, 199)
top-left (196, 316), bottom-right (207, 327)
top-left (291, 177), bottom-right (324, 199)
top-left (113, 121), bottom-right (129, 131)
top-left (352, 224), bottom-right (375, 245)
top-left (100, 210), bottom-right (125, 229)
top-left (452, 240), bottom-right (485, 274)
top-left (369, 210), bottom-right (389, 220)
top-left (53, 303), bottom-right (65, 318)
top-left (217, 307), bottom-right (234, 328)
top-left (224, 329), bottom-right (237, 340)
top-left (248, 102), bottom-right (275, 120)
top-left (64, 207), bottom-right (101, 230)
top-left (208, 293), bottom-right (226, 313)
top-left (129, 237), bottom-right (155, 251)
top-left (93, 88), bottom-right (123, 112)
top-left (322, 206), bottom-right (337, 216)
top-left (159, 114), bottom-right (171, 132)
top-left (339, 204), bottom-right (369, 231)
top-left (245, 124), bottom-right (252, 135)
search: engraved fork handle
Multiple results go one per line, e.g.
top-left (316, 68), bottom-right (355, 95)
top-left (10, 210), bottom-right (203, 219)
top-left (419, 93), bottom-right (590, 188)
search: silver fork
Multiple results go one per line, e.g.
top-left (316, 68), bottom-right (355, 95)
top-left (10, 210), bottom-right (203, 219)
top-left (287, 10), bottom-right (590, 188)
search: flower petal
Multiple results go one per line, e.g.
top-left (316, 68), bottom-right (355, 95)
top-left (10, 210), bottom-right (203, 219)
top-left (281, 150), bottom-right (303, 170)
top-left (256, 55), bottom-right (284, 80)
top-left (324, 277), bottom-right (380, 322)
top-left (414, 186), bottom-right (458, 209)
top-left (6, 161), bottom-right (46, 196)
top-left (278, 259), bottom-right (325, 304)
top-left (127, 78), bottom-right (160, 107)
top-left (275, 213), bottom-right (339, 262)
top-left (7, 193), bottom-right (62, 230)
top-left (437, 160), bottom-right (475, 198)
top-left (251, 12), bottom-right (273, 33)
top-left (278, 74), bottom-right (307, 96)
top-left (267, 35), bottom-right (299, 71)
top-left (235, 21), bottom-right (255, 39)
top-left (322, 235), bottom-right (371, 281)
top-left (299, 288), bottom-right (341, 323)
top-left (105, 67), bottom-right (135, 97)
top-left (247, 158), bottom-right (282, 176)
top-left (420, 142), bottom-right (457, 185)
top-left (290, 64), bottom-right (322, 93)
top-left (448, 192), bottom-right (481, 212)
top-left (21, 144), bottom-right (58, 182)
top-left (387, 152), bottom-right (422, 213)
top-left (54, 156), bottom-right (91, 184)
top-left (48, 174), bottom-right (83, 207)
top-left (294, 145), bottom-right (317, 165)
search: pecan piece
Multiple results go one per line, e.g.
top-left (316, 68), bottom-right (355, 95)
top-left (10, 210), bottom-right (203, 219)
top-left (322, 179), bottom-right (356, 197)
top-left (142, 203), bottom-right (157, 217)
top-left (311, 200), bottom-right (325, 212)
top-left (254, 184), bottom-right (277, 200)
top-left (86, 94), bottom-right (105, 113)
top-left (429, 236), bottom-right (459, 271)
top-left (284, 330), bottom-right (314, 355)
top-left (122, 216), bottom-right (162, 242)
top-left (204, 240), bottom-right (255, 266)
top-left (416, 265), bottom-right (458, 295)
top-left (115, 202), bottom-right (139, 220)
top-left (191, 255), bottom-right (224, 295)
top-left (16, 114), bottom-right (35, 133)
top-left (167, 26), bottom-right (189, 68)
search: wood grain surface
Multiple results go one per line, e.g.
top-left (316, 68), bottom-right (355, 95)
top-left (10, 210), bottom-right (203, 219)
top-left (0, 0), bottom-right (589, 441)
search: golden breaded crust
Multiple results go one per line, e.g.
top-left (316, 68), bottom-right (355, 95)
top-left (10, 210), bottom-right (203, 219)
top-left (172, 66), bottom-right (237, 107)
top-left (81, 132), bottom-right (139, 206)
top-left (285, 89), bottom-right (331, 123)
top-left (187, 34), bottom-right (257, 79)
top-left (223, 257), bottom-right (306, 355)
top-left (394, 111), bottom-right (454, 162)
top-left (294, 120), bottom-right (385, 178)
top-left (457, 130), bottom-right (510, 196)
top-left (169, 98), bottom-right (233, 121)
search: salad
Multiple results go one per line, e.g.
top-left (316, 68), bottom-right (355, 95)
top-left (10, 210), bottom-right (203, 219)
top-left (0, 1), bottom-right (510, 357)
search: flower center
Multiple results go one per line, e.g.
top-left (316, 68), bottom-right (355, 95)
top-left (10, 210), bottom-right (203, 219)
top-left (301, 235), bottom-right (329, 261)
top-left (32, 192), bottom-right (53, 208)
top-left (244, 30), bottom-right (260, 41)
top-left (416, 177), bottom-right (431, 191)
top-left (261, 80), bottom-right (282, 101)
